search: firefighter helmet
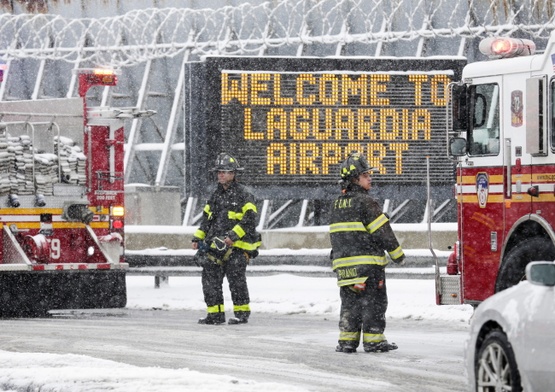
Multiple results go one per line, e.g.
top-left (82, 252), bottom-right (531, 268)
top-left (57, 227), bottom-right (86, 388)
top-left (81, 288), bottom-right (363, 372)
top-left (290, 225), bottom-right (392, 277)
top-left (339, 152), bottom-right (374, 181)
top-left (212, 153), bottom-right (244, 172)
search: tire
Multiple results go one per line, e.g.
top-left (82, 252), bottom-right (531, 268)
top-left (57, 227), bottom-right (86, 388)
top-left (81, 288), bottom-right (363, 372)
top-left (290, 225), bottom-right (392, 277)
top-left (496, 236), bottom-right (555, 292)
top-left (475, 330), bottom-right (521, 392)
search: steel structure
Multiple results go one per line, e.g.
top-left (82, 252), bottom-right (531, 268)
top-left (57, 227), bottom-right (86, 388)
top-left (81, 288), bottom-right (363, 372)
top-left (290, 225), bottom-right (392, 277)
top-left (0, 0), bottom-right (553, 228)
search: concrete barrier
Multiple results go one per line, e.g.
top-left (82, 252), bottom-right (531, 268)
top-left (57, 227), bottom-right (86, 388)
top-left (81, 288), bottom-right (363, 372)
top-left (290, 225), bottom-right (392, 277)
top-left (125, 247), bottom-right (451, 287)
top-left (127, 265), bottom-right (446, 288)
top-left (124, 223), bottom-right (455, 287)
top-left (125, 223), bottom-right (457, 253)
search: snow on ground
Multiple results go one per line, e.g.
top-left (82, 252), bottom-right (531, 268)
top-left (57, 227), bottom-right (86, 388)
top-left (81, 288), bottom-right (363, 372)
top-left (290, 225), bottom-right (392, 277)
top-left (0, 274), bottom-right (473, 392)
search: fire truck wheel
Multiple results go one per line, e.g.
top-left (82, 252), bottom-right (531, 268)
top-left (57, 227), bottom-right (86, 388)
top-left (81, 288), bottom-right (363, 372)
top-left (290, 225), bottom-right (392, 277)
top-left (475, 330), bottom-right (522, 392)
top-left (496, 236), bottom-right (555, 293)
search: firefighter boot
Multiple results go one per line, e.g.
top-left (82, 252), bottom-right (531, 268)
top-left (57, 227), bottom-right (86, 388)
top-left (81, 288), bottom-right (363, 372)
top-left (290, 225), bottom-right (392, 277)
top-left (228, 310), bottom-right (249, 325)
top-left (228, 317), bottom-right (248, 324)
top-left (198, 313), bottom-right (225, 325)
top-left (335, 344), bottom-right (357, 353)
top-left (364, 341), bottom-right (398, 353)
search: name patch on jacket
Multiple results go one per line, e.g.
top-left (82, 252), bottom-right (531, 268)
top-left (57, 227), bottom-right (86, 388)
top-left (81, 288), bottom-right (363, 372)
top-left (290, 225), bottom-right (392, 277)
top-left (338, 267), bottom-right (358, 279)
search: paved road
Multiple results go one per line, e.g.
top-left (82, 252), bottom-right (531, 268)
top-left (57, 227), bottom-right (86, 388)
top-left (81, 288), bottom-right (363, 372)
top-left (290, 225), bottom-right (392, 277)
top-left (0, 309), bottom-right (469, 392)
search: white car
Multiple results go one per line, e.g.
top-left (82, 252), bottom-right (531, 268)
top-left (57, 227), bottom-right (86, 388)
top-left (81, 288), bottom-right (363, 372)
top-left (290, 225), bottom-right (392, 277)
top-left (466, 261), bottom-right (555, 392)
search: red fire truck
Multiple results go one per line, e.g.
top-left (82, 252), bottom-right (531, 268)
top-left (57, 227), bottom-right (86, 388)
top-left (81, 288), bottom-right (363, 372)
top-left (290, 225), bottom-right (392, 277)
top-left (437, 32), bottom-right (555, 306)
top-left (0, 68), bottom-right (149, 317)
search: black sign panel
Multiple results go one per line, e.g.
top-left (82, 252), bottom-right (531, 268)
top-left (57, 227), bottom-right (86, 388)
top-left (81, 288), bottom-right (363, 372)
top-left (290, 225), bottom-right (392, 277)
top-left (185, 57), bottom-right (465, 199)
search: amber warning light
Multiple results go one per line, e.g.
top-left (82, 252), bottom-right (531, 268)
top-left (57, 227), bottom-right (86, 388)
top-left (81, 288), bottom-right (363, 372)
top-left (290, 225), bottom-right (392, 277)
top-left (75, 68), bottom-right (119, 97)
top-left (479, 37), bottom-right (536, 59)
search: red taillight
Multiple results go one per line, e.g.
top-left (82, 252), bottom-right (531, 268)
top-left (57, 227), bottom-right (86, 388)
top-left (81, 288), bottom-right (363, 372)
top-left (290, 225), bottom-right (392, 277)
top-left (111, 219), bottom-right (124, 230)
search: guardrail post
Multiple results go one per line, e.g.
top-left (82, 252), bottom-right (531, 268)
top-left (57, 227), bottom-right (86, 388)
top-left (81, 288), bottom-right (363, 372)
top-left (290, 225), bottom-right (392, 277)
top-left (154, 274), bottom-right (169, 289)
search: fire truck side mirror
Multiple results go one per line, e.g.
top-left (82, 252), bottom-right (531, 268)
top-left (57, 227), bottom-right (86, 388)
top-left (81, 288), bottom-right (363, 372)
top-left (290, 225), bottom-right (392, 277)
top-left (449, 137), bottom-right (467, 157)
top-left (450, 83), bottom-right (469, 133)
top-left (62, 202), bottom-right (94, 225)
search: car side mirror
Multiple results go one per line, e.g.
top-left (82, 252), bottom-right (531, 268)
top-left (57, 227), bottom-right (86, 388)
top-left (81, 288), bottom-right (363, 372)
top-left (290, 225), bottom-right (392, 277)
top-left (526, 262), bottom-right (555, 286)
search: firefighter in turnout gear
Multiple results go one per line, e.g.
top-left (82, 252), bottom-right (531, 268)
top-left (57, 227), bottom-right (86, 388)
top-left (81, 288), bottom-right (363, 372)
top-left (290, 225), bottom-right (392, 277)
top-left (192, 153), bottom-right (261, 325)
top-left (329, 152), bottom-right (405, 353)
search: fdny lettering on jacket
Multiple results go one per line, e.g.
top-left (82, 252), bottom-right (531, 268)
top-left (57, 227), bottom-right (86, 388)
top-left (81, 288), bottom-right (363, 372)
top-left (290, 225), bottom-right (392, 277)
top-left (334, 198), bottom-right (352, 209)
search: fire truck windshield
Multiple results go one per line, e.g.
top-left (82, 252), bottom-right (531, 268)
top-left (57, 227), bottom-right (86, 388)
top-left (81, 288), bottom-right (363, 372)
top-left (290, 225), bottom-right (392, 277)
top-left (468, 83), bottom-right (500, 156)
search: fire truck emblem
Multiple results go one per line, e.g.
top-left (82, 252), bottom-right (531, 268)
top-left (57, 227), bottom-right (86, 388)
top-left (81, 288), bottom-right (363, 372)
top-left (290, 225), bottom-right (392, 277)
top-left (476, 172), bottom-right (489, 208)
top-left (511, 90), bottom-right (523, 127)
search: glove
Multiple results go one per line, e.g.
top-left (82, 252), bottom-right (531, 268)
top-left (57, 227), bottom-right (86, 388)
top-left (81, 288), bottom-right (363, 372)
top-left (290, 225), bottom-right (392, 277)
top-left (193, 241), bottom-right (210, 267)
top-left (394, 254), bottom-right (406, 266)
top-left (193, 250), bottom-right (205, 267)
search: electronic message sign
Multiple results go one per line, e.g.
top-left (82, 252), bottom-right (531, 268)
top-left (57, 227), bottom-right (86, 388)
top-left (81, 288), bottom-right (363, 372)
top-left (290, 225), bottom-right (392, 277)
top-left (185, 57), bottom-right (465, 199)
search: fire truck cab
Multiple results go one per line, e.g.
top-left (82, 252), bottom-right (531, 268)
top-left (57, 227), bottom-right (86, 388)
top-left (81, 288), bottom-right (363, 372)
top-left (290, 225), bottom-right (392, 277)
top-left (438, 32), bottom-right (555, 306)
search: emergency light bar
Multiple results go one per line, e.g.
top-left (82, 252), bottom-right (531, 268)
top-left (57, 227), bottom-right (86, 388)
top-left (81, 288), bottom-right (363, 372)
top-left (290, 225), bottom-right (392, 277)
top-left (479, 37), bottom-right (536, 59)
top-left (74, 68), bottom-right (119, 97)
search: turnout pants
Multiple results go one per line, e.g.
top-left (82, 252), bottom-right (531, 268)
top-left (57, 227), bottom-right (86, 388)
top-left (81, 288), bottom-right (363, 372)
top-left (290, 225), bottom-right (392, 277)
top-left (201, 249), bottom-right (251, 320)
top-left (337, 266), bottom-right (388, 350)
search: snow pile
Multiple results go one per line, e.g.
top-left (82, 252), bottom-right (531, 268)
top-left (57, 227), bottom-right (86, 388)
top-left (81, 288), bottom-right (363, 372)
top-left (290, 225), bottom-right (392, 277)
top-left (0, 351), bottom-right (307, 392)
top-left (126, 275), bottom-right (472, 323)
